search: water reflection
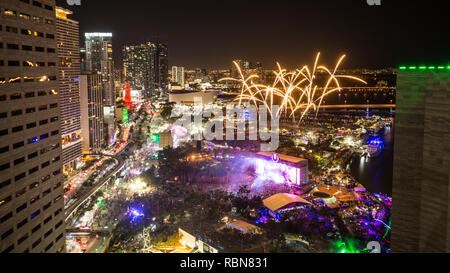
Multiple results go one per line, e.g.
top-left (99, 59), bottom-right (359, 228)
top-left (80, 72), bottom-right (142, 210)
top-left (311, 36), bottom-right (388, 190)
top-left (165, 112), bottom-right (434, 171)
top-left (350, 124), bottom-right (394, 196)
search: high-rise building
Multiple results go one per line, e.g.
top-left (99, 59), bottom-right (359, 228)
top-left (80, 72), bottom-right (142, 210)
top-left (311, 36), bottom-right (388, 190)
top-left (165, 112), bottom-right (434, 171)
top-left (123, 42), bottom-right (168, 97)
top-left (171, 66), bottom-right (185, 87)
top-left (392, 66), bottom-right (450, 253)
top-left (113, 67), bottom-right (124, 100)
top-left (79, 47), bottom-right (86, 72)
top-left (157, 43), bottom-right (169, 92)
top-left (85, 32), bottom-right (115, 146)
top-left (123, 43), bottom-right (156, 97)
top-left (0, 0), bottom-right (65, 253)
top-left (80, 72), bottom-right (104, 154)
top-left (55, 7), bottom-right (82, 175)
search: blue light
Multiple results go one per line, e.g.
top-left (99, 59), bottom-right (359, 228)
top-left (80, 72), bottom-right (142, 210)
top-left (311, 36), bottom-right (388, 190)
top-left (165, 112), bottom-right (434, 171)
top-left (128, 207), bottom-right (144, 220)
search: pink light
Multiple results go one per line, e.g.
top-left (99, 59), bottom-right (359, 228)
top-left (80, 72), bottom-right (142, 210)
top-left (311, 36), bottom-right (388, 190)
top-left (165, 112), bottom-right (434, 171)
top-left (254, 158), bottom-right (302, 185)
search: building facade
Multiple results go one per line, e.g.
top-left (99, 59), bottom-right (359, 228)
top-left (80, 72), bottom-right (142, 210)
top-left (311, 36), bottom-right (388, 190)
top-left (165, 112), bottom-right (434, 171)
top-left (55, 7), bottom-right (82, 175)
top-left (392, 67), bottom-right (450, 253)
top-left (171, 66), bottom-right (185, 87)
top-left (123, 43), bottom-right (156, 97)
top-left (80, 72), bottom-right (104, 154)
top-left (85, 32), bottom-right (115, 146)
top-left (0, 0), bottom-right (65, 253)
top-left (157, 43), bottom-right (168, 93)
top-left (123, 42), bottom-right (168, 97)
top-left (113, 67), bottom-right (124, 100)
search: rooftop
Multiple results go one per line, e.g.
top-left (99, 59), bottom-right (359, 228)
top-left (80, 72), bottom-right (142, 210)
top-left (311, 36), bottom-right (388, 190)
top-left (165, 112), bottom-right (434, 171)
top-left (226, 220), bottom-right (260, 233)
top-left (256, 152), bottom-right (307, 164)
top-left (263, 193), bottom-right (313, 212)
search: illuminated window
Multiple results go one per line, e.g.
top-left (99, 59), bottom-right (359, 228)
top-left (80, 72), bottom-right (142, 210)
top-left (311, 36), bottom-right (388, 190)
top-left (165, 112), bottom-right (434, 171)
top-left (4, 9), bottom-right (17, 16)
top-left (30, 210), bottom-right (41, 220)
top-left (41, 175), bottom-right (51, 183)
top-left (19, 13), bottom-right (31, 20)
top-left (34, 31), bottom-right (44, 38)
top-left (21, 29), bottom-right (32, 36)
top-left (30, 195), bottom-right (40, 205)
top-left (0, 196), bottom-right (12, 208)
top-left (10, 93), bottom-right (22, 100)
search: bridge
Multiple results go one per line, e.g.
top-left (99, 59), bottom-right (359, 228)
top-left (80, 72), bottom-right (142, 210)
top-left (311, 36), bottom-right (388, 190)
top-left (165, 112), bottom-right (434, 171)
top-left (292, 104), bottom-right (396, 109)
top-left (221, 86), bottom-right (396, 95)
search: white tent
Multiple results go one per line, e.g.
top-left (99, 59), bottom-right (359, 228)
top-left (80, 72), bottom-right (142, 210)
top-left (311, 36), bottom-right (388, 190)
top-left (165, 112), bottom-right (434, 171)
top-left (263, 193), bottom-right (313, 212)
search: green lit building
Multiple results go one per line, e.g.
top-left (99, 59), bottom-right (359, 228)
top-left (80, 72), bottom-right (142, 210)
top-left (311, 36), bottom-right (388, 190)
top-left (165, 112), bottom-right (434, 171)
top-left (392, 65), bottom-right (450, 253)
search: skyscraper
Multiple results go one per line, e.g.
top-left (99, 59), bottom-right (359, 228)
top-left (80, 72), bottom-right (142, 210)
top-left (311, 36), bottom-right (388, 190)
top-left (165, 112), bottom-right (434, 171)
top-left (171, 66), bottom-right (185, 87)
top-left (80, 72), bottom-right (104, 154)
top-left (123, 43), bottom-right (156, 97)
top-left (123, 42), bottom-right (168, 97)
top-left (0, 0), bottom-right (65, 253)
top-left (55, 7), bottom-right (82, 175)
top-left (113, 67), bottom-right (124, 99)
top-left (392, 66), bottom-right (450, 253)
top-left (157, 43), bottom-right (169, 92)
top-left (85, 32), bottom-right (115, 146)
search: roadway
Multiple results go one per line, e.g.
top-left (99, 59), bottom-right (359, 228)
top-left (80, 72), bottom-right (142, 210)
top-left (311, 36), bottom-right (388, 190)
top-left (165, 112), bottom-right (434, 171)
top-left (66, 229), bottom-right (111, 236)
top-left (65, 153), bottom-right (125, 221)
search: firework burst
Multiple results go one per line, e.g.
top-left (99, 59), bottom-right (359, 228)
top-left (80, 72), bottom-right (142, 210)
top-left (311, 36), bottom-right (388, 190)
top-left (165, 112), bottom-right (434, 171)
top-left (220, 53), bottom-right (367, 122)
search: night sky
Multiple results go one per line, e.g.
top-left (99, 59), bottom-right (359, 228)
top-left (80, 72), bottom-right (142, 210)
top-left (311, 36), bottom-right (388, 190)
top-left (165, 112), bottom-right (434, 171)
top-left (56, 0), bottom-right (449, 70)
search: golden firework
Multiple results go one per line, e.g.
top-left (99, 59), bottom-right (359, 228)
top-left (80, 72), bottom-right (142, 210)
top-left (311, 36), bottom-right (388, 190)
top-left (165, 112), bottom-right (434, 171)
top-left (220, 53), bottom-right (367, 122)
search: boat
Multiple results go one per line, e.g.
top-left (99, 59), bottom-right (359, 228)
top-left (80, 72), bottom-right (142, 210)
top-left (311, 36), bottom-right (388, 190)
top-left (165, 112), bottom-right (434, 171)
top-left (367, 137), bottom-right (384, 158)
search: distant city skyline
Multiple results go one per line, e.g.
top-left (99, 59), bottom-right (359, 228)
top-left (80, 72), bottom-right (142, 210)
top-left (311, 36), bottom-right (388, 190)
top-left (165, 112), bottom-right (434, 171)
top-left (56, 0), bottom-right (448, 70)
